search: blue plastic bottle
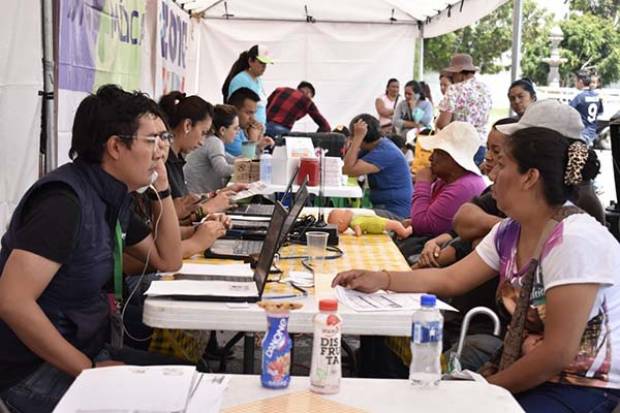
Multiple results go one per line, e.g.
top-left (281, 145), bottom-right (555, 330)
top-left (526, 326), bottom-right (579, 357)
top-left (261, 311), bottom-right (292, 389)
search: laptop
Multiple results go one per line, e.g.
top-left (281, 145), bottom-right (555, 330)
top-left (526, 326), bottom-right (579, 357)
top-left (205, 180), bottom-right (309, 260)
top-left (167, 202), bottom-right (288, 303)
top-left (230, 167), bottom-right (299, 217)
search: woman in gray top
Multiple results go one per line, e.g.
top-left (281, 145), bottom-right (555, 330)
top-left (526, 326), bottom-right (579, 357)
top-left (185, 104), bottom-right (240, 193)
top-left (392, 80), bottom-right (433, 140)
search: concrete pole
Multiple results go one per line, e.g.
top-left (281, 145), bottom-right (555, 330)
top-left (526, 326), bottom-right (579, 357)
top-left (418, 25), bottom-right (424, 80)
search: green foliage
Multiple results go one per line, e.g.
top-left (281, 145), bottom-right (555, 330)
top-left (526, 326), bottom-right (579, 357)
top-left (424, 2), bottom-right (512, 74)
top-left (559, 12), bottom-right (620, 85)
top-left (424, 0), bottom-right (620, 86)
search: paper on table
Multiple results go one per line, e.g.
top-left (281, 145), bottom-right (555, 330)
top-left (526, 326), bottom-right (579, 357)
top-left (145, 280), bottom-right (258, 297)
top-left (53, 365), bottom-right (198, 413)
top-left (230, 182), bottom-right (269, 201)
top-left (186, 374), bottom-right (230, 413)
top-left (175, 263), bottom-right (253, 277)
top-left (335, 286), bottom-right (457, 312)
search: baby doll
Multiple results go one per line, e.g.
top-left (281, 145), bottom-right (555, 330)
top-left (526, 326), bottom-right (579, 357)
top-left (327, 209), bottom-right (412, 238)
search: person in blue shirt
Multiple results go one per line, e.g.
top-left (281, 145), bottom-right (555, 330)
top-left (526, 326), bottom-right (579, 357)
top-left (569, 70), bottom-right (603, 146)
top-left (221, 44), bottom-right (273, 127)
top-left (224, 88), bottom-right (274, 158)
top-left (343, 113), bottom-right (413, 219)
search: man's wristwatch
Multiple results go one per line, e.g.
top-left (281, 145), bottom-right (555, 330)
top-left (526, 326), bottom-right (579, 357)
top-left (147, 187), bottom-right (171, 201)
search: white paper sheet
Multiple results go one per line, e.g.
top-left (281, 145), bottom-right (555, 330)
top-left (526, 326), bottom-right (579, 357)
top-left (230, 181), bottom-right (269, 201)
top-left (145, 280), bottom-right (258, 298)
top-left (186, 374), bottom-right (230, 413)
top-left (227, 215), bottom-right (271, 222)
top-left (175, 262), bottom-right (253, 277)
top-left (53, 365), bottom-right (198, 412)
top-left (335, 286), bottom-right (457, 312)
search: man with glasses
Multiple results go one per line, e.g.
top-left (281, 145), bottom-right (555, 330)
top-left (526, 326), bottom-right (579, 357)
top-left (0, 85), bottom-right (183, 412)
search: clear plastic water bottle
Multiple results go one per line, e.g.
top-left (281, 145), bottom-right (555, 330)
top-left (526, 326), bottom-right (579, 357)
top-left (409, 294), bottom-right (443, 386)
top-left (260, 151), bottom-right (272, 184)
top-left (310, 299), bottom-right (342, 394)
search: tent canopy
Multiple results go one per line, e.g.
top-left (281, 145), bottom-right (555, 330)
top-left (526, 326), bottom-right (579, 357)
top-left (180, 0), bottom-right (508, 38)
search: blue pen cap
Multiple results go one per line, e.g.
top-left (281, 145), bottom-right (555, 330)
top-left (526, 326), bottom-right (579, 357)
top-left (420, 294), bottom-right (436, 308)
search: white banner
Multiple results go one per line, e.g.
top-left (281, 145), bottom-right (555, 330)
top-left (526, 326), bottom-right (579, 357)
top-left (156, 0), bottom-right (191, 97)
top-left (194, 20), bottom-right (416, 132)
top-left (0, 0), bottom-right (43, 236)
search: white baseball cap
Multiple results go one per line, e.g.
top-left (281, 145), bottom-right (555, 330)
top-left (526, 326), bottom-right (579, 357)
top-left (495, 99), bottom-right (585, 142)
top-left (255, 44), bottom-right (274, 64)
top-left (418, 121), bottom-right (481, 175)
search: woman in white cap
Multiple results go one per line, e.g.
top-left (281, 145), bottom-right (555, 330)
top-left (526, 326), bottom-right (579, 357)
top-left (334, 126), bottom-right (620, 413)
top-left (407, 121), bottom-right (486, 237)
top-left (221, 44), bottom-right (273, 127)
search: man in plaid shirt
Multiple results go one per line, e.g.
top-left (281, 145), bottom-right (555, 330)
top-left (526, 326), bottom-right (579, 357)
top-left (266, 81), bottom-right (331, 137)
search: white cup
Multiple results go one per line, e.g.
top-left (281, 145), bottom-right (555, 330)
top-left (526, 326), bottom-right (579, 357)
top-left (306, 231), bottom-right (329, 260)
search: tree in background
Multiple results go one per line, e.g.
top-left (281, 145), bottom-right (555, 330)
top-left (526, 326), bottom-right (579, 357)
top-left (424, 0), bottom-right (620, 86)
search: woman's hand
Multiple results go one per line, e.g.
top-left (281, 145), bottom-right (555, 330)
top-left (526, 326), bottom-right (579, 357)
top-left (415, 166), bottom-right (433, 183)
top-left (193, 221), bottom-right (227, 248)
top-left (352, 119), bottom-right (368, 142)
top-left (331, 270), bottom-right (388, 293)
top-left (419, 238), bottom-right (442, 268)
top-left (174, 194), bottom-right (201, 220)
top-left (93, 359), bottom-right (125, 369)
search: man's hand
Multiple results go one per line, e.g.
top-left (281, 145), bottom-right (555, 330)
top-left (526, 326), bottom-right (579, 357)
top-left (193, 221), bottom-right (227, 248)
top-left (152, 158), bottom-right (170, 191)
top-left (201, 191), bottom-right (232, 214)
top-left (331, 270), bottom-right (388, 293)
top-left (247, 121), bottom-right (264, 141)
top-left (257, 136), bottom-right (275, 151)
top-left (206, 213), bottom-right (232, 229)
top-left (221, 183), bottom-right (249, 194)
top-left (174, 194), bottom-right (202, 220)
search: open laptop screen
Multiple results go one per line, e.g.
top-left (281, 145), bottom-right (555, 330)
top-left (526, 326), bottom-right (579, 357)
top-left (253, 202), bottom-right (288, 296)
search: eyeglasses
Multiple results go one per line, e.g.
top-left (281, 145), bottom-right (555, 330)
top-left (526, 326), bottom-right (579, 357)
top-left (118, 132), bottom-right (175, 144)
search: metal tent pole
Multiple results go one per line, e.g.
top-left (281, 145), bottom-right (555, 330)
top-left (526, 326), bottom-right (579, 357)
top-left (41, 0), bottom-right (56, 173)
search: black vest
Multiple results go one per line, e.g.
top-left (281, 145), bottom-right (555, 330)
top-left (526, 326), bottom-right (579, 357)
top-left (0, 160), bottom-right (132, 380)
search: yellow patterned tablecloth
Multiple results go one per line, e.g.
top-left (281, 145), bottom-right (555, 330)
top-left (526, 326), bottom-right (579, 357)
top-left (149, 233), bottom-right (411, 360)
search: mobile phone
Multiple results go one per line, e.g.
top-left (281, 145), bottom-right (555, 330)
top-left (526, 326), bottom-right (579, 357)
top-left (193, 193), bottom-right (210, 205)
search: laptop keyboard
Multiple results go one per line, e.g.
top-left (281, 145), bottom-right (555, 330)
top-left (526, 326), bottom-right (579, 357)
top-left (233, 240), bottom-right (263, 255)
top-left (244, 204), bottom-right (275, 215)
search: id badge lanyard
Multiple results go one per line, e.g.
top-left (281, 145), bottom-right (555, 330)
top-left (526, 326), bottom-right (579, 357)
top-left (109, 219), bottom-right (124, 349)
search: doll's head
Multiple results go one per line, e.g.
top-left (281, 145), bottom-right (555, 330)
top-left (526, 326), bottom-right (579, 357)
top-left (327, 209), bottom-right (353, 233)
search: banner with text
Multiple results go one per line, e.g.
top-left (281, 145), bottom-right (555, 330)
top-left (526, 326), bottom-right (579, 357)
top-left (156, 0), bottom-right (190, 97)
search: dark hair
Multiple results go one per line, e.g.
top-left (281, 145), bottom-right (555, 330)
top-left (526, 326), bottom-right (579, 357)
top-left (439, 72), bottom-right (453, 81)
top-left (297, 81), bottom-right (316, 97)
top-left (349, 113), bottom-right (381, 143)
top-left (213, 104), bottom-right (238, 135)
top-left (492, 117), bottom-right (518, 128)
top-left (69, 84), bottom-right (163, 163)
top-left (419, 81), bottom-right (432, 103)
top-left (221, 45), bottom-right (260, 101)
top-left (385, 78), bottom-right (399, 94)
top-left (227, 87), bottom-right (260, 109)
top-left (508, 78), bottom-right (537, 100)
top-left (387, 134), bottom-right (405, 149)
top-left (575, 70), bottom-right (592, 87)
top-left (460, 70), bottom-right (476, 76)
top-left (332, 125), bottom-right (350, 138)
top-left (506, 127), bottom-right (599, 205)
top-left (404, 80), bottom-right (426, 101)
top-left (159, 91), bottom-right (213, 130)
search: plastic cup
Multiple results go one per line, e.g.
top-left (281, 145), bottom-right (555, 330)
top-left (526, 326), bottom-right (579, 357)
top-left (241, 141), bottom-right (257, 159)
top-left (306, 231), bottom-right (329, 260)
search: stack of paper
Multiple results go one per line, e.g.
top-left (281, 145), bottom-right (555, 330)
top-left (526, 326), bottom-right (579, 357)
top-left (53, 366), bottom-right (229, 413)
top-left (230, 181), bottom-right (269, 201)
top-left (335, 286), bottom-right (457, 312)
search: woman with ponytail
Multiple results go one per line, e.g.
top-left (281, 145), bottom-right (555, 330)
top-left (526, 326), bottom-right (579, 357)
top-left (221, 45), bottom-right (273, 127)
top-left (334, 103), bottom-right (620, 412)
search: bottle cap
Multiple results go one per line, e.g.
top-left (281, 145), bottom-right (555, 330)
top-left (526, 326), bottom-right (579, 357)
top-left (319, 298), bottom-right (338, 312)
top-left (420, 294), bottom-right (436, 308)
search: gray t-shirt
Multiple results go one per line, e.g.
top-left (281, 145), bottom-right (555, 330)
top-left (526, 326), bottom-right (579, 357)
top-left (184, 135), bottom-right (235, 194)
top-left (392, 99), bottom-right (433, 139)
